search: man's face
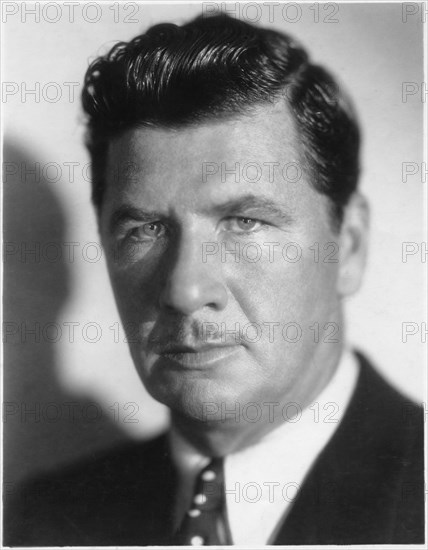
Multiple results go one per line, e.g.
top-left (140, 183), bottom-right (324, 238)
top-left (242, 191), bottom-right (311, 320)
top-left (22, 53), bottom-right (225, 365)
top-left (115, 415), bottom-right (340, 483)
top-left (100, 102), bottom-right (345, 426)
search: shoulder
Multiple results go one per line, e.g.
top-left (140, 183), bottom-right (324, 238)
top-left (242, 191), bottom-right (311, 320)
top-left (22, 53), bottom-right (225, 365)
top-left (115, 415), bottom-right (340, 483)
top-left (316, 351), bottom-right (424, 542)
top-left (276, 351), bottom-right (425, 545)
top-left (18, 432), bottom-right (171, 496)
top-left (4, 433), bottom-right (176, 546)
top-left (333, 350), bottom-right (424, 494)
top-left (349, 350), bottom-right (423, 450)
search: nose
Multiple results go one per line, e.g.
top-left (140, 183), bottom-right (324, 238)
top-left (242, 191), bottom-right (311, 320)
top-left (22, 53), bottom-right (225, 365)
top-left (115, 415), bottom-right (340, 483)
top-left (159, 235), bottom-right (228, 315)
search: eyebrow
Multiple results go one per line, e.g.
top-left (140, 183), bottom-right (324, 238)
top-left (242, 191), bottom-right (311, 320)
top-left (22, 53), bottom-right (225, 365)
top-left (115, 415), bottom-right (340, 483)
top-left (205, 194), bottom-right (295, 224)
top-left (109, 205), bottom-right (162, 234)
top-left (109, 194), bottom-right (294, 233)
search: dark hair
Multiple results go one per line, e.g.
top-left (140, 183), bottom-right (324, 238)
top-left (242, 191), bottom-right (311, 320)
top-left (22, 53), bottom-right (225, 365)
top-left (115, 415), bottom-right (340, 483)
top-left (82, 13), bottom-right (360, 228)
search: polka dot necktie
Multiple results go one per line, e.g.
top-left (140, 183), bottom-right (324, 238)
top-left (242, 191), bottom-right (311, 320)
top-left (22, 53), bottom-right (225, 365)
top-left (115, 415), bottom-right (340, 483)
top-left (173, 457), bottom-right (233, 546)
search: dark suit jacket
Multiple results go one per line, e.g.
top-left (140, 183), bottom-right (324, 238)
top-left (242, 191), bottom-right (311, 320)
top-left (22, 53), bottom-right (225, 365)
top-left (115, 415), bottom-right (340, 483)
top-left (4, 352), bottom-right (425, 546)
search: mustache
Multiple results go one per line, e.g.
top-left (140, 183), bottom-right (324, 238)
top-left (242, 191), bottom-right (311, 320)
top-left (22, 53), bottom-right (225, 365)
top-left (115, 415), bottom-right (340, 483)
top-left (147, 320), bottom-right (245, 351)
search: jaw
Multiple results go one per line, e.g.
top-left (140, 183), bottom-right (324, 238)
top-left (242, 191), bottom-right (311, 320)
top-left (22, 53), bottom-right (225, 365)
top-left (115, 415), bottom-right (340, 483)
top-left (166, 323), bottom-right (345, 457)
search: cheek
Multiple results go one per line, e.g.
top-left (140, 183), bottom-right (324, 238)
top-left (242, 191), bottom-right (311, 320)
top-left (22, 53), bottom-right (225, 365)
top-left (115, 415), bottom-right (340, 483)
top-left (227, 243), bottom-right (339, 326)
top-left (106, 260), bottom-right (160, 330)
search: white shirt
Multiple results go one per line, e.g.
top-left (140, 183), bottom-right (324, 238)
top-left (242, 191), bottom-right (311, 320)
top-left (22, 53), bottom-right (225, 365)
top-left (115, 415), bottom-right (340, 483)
top-left (169, 349), bottom-right (359, 545)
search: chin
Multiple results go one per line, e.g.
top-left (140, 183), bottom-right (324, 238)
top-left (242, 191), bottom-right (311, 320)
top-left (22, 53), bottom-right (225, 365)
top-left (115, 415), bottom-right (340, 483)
top-left (144, 372), bottom-right (241, 423)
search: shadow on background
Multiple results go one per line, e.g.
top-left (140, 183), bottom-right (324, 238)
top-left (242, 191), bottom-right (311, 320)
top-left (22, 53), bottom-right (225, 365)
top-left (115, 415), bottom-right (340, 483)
top-left (3, 140), bottom-right (131, 491)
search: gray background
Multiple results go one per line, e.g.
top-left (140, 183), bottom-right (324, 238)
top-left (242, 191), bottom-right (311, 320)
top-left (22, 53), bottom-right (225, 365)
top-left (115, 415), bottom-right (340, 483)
top-left (3, 2), bottom-right (425, 489)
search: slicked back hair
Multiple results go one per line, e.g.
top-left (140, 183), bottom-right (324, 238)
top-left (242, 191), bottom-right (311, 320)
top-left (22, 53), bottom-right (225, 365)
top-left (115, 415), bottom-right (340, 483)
top-left (82, 14), bottom-right (360, 229)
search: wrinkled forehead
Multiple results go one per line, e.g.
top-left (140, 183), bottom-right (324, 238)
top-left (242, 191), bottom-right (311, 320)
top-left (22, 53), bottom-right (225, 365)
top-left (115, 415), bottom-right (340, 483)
top-left (104, 101), bottom-right (305, 194)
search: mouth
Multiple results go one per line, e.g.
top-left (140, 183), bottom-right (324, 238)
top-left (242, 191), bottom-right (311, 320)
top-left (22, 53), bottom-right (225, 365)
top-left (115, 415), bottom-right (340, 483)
top-left (157, 344), bottom-right (242, 368)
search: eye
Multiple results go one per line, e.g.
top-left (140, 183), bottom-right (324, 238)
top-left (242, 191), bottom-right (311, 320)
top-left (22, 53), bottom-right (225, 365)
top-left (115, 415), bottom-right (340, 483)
top-left (225, 217), bottom-right (263, 233)
top-left (129, 221), bottom-right (165, 241)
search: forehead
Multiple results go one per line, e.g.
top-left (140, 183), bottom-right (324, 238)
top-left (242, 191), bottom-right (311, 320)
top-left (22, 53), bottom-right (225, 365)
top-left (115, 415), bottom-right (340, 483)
top-left (103, 101), bottom-right (314, 214)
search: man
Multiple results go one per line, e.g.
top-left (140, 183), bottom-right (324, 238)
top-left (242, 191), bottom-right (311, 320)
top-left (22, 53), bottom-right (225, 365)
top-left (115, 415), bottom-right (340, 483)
top-left (5, 13), bottom-right (424, 546)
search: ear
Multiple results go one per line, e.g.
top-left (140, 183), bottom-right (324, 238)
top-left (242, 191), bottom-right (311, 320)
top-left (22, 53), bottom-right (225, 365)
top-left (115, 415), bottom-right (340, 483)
top-left (337, 193), bottom-right (370, 297)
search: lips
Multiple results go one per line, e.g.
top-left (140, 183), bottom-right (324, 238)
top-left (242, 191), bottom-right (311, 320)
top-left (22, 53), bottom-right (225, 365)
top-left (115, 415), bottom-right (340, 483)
top-left (156, 343), bottom-right (242, 368)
